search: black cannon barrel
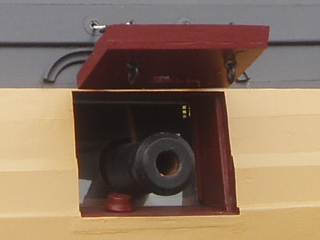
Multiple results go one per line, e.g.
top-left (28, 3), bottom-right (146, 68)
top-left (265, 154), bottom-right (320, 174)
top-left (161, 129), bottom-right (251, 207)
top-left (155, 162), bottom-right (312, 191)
top-left (100, 132), bottom-right (195, 196)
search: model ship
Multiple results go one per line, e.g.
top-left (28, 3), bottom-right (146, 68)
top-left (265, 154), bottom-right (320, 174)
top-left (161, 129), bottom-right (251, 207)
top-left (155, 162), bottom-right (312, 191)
top-left (1, 23), bottom-right (320, 240)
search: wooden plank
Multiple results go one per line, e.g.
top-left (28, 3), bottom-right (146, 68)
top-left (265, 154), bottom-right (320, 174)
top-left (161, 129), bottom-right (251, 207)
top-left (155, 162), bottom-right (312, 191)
top-left (77, 24), bottom-right (269, 89)
top-left (0, 4), bottom-right (319, 44)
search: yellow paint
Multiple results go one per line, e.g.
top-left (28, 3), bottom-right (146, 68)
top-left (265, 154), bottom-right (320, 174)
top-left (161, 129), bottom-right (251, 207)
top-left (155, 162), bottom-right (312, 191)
top-left (0, 88), bottom-right (320, 239)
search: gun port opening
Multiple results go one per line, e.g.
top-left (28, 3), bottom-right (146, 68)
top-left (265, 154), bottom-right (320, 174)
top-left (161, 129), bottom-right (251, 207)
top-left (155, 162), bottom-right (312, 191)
top-left (72, 91), bottom-right (238, 217)
top-left (156, 151), bottom-right (180, 176)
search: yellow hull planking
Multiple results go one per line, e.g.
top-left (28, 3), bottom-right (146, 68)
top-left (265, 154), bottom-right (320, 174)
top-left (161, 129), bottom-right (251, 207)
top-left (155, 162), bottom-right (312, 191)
top-left (0, 88), bottom-right (319, 239)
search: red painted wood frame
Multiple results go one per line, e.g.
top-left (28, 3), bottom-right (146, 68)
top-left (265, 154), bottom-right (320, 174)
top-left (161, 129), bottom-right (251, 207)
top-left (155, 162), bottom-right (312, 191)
top-left (192, 92), bottom-right (237, 213)
top-left (77, 24), bottom-right (269, 89)
top-left (74, 90), bottom-right (238, 217)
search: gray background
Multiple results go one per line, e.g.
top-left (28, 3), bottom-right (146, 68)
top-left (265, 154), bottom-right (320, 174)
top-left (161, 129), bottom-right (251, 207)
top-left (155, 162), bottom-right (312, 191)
top-left (0, 0), bottom-right (319, 88)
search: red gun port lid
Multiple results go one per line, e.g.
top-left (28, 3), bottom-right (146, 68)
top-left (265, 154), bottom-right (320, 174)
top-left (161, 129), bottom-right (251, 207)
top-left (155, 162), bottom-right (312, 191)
top-left (77, 24), bottom-right (269, 89)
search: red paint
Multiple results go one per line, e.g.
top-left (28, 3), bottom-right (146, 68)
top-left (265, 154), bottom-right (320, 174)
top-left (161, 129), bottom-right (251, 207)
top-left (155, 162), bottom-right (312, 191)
top-left (77, 24), bottom-right (269, 89)
top-left (192, 92), bottom-right (238, 213)
top-left (81, 206), bottom-right (236, 217)
top-left (105, 193), bottom-right (133, 212)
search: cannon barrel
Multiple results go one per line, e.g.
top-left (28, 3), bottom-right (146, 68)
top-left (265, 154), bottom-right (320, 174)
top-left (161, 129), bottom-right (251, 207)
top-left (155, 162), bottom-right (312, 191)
top-left (100, 132), bottom-right (195, 196)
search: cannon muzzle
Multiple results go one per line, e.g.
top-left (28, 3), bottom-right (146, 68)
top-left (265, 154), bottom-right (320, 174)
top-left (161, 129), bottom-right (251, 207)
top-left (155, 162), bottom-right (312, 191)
top-left (100, 132), bottom-right (195, 196)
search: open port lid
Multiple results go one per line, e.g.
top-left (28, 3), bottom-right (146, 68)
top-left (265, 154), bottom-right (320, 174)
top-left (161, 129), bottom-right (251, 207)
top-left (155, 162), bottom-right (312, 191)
top-left (77, 24), bottom-right (269, 89)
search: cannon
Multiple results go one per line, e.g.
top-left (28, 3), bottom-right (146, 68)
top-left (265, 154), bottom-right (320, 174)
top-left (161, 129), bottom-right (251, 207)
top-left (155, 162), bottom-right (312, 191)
top-left (100, 132), bottom-right (195, 199)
